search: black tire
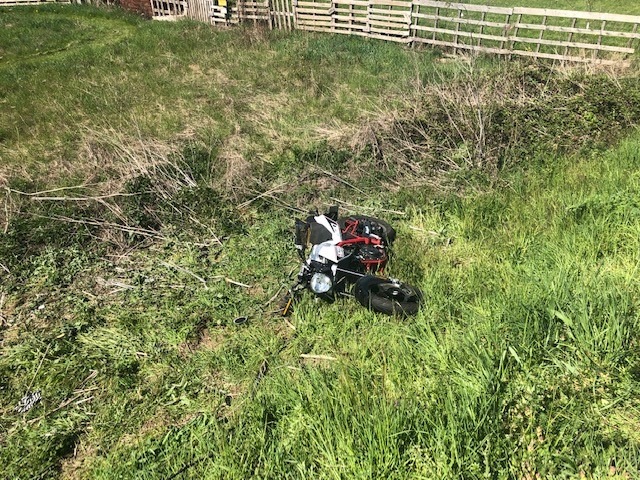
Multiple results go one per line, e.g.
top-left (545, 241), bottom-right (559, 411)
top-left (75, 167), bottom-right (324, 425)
top-left (354, 275), bottom-right (422, 315)
top-left (338, 215), bottom-right (396, 244)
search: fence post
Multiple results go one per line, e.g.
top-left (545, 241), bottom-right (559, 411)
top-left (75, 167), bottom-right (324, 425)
top-left (563, 17), bottom-right (577, 57)
top-left (508, 12), bottom-right (520, 59)
top-left (432, 6), bottom-right (438, 42)
top-left (409, 0), bottom-right (418, 46)
top-left (594, 20), bottom-right (606, 60)
top-left (478, 11), bottom-right (485, 47)
top-left (535, 15), bottom-right (546, 54)
top-left (627, 23), bottom-right (638, 48)
top-left (453, 7), bottom-right (462, 54)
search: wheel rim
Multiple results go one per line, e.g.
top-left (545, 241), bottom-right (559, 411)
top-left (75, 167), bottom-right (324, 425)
top-left (373, 282), bottom-right (419, 303)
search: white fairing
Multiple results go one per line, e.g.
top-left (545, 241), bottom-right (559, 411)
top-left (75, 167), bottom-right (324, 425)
top-left (314, 215), bottom-right (342, 243)
top-left (309, 242), bottom-right (344, 264)
top-left (306, 215), bottom-right (344, 265)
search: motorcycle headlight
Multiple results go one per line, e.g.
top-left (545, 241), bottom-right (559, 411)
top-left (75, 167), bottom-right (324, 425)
top-left (310, 273), bottom-right (332, 294)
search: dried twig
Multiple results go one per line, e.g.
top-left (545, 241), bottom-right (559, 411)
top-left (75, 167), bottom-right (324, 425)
top-left (239, 184), bottom-right (306, 215)
top-left (186, 213), bottom-right (223, 246)
top-left (27, 344), bottom-right (51, 392)
top-left (29, 193), bottom-right (139, 202)
top-left (161, 261), bottom-right (208, 289)
top-left (38, 214), bottom-right (167, 241)
top-left (27, 371), bottom-right (98, 425)
top-left (238, 183), bottom-right (288, 209)
top-left (27, 392), bottom-right (86, 425)
top-left (2, 189), bottom-right (11, 234)
top-left (409, 226), bottom-right (442, 236)
top-left (74, 396), bottom-right (94, 406)
top-left (263, 285), bottom-right (284, 307)
top-left (6, 184), bottom-right (95, 197)
top-left (329, 198), bottom-right (406, 216)
top-left (77, 371), bottom-right (99, 388)
top-left (0, 292), bottom-right (6, 325)
top-left (211, 275), bottom-right (252, 289)
top-left (307, 163), bottom-right (365, 194)
top-left (300, 353), bottom-right (337, 361)
top-left (72, 386), bottom-right (99, 396)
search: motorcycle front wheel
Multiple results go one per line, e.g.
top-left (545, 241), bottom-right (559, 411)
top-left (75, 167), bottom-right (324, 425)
top-left (353, 275), bottom-right (422, 315)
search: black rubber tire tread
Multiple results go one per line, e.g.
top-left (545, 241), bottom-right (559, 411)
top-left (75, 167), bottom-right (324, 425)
top-left (354, 275), bottom-right (422, 316)
top-left (338, 215), bottom-right (396, 244)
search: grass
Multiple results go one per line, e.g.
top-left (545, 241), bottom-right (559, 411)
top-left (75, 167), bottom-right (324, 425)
top-left (1, 4), bottom-right (640, 480)
top-left (463, 0), bottom-right (640, 15)
top-left (0, 4), bottom-right (446, 175)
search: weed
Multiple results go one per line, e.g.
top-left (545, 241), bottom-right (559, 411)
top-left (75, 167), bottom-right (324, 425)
top-left (2, 5), bottom-right (640, 480)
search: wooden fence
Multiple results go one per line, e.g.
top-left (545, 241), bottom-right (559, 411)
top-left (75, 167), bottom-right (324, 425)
top-left (0, 0), bottom-right (61, 4)
top-left (150, 0), bottom-right (640, 64)
top-left (6, 0), bottom-right (635, 63)
top-left (0, 0), bottom-right (115, 5)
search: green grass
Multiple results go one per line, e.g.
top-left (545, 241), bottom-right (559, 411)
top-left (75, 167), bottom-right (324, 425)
top-left (1, 4), bottom-right (640, 480)
top-left (463, 0), bottom-right (640, 15)
top-left (0, 4), bottom-right (446, 174)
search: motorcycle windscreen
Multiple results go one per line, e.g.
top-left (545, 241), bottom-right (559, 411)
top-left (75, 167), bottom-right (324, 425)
top-left (307, 222), bottom-right (333, 245)
top-left (313, 215), bottom-right (342, 243)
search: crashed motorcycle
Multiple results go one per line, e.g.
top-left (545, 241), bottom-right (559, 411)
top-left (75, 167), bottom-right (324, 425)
top-left (282, 207), bottom-right (422, 316)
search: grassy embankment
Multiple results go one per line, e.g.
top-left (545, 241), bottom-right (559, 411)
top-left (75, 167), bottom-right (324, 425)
top-left (1, 3), bottom-right (640, 479)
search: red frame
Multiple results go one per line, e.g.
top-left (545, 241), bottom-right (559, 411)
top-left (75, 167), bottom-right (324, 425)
top-left (338, 219), bottom-right (388, 273)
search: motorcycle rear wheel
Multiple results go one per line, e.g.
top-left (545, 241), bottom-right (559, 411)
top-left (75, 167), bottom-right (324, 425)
top-left (353, 275), bottom-right (422, 315)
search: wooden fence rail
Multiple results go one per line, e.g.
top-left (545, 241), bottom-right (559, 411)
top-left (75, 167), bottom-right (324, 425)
top-left (149, 0), bottom-right (639, 63)
top-left (278, 0), bottom-right (640, 63)
top-left (0, 0), bottom-right (51, 4)
top-left (0, 0), bottom-right (117, 6)
top-left (7, 0), bottom-right (635, 63)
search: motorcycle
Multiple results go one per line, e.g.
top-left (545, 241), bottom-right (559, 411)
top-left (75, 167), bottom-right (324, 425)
top-left (282, 206), bottom-right (423, 316)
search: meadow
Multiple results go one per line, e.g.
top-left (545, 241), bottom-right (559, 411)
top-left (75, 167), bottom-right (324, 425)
top-left (1, 3), bottom-right (640, 479)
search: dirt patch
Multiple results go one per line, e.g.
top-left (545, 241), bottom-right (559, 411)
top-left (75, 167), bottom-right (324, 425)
top-left (59, 441), bottom-right (97, 480)
top-left (179, 327), bottom-right (226, 357)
